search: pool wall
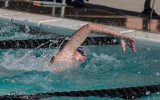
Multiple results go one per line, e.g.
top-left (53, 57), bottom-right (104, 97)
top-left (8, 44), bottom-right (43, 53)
top-left (0, 8), bottom-right (160, 47)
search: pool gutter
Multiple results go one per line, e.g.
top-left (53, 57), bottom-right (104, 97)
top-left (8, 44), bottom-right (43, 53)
top-left (0, 8), bottom-right (160, 46)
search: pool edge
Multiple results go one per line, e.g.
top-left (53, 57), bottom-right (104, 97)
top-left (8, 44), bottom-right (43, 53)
top-left (0, 8), bottom-right (160, 44)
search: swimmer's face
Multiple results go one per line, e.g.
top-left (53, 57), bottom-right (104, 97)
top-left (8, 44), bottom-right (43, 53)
top-left (73, 48), bottom-right (86, 62)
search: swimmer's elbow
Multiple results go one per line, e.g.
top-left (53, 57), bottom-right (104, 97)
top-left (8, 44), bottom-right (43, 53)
top-left (86, 23), bottom-right (94, 31)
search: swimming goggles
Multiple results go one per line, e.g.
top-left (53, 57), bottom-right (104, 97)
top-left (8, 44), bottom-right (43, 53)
top-left (76, 47), bottom-right (86, 57)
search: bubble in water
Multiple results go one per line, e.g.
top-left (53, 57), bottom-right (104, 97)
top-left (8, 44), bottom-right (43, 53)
top-left (146, 91), bottom-right (150, 95)
top-left (154, 60), bottom-right (158, 62)
top-left (11, 80), bottom-right (15, 83)
top-left (92, 53), bottom-right (98, 57)
top-left (147, 48), bottom-right (151, 51)
top-left (24, 25), bottom-right (30, 33)
top-left (156, 72), bottom-right (160, 76)
top-left (132, 96), bottom-right (135, 99)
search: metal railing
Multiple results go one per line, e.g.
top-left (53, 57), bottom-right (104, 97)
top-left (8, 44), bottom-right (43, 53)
top-left (149, 0), bottom-right (156, 20)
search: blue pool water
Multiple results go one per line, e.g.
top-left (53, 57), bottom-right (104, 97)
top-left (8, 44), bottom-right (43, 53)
top-left (0, 20), bottom-right (160, 100)
top-left (0, 20), bottom-right (60, 41)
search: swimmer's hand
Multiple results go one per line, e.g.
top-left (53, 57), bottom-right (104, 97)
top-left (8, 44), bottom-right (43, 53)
top-left (119, 34), bottom-right (136, 53)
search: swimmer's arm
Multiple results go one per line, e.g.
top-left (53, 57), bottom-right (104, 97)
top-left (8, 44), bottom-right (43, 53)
top-left (51, 23), bottom-right (136, 63)
top-left (56, 23), bottom-right (124, 53)
top-left (50, 23), bottom-right (91, 63)
top-left (85, 23), bottom-right (136, 53)
top-left (64, 23), bottom-right (136, 53)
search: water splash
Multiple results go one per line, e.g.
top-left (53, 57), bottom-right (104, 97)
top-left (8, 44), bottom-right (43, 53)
top-left (85, 52), bottom-right (121, 71)
top-left (0, 48), bottom-right (57, 72)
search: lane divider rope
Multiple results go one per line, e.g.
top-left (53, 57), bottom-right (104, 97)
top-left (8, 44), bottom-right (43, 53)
top-left (0, 36), bottom-right (118, 49)
top-left (0, 84), bottom-right (159, 100)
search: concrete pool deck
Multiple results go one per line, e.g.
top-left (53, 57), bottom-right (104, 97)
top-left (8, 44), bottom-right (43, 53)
top-left (0, 8), bottom-right (160, 46)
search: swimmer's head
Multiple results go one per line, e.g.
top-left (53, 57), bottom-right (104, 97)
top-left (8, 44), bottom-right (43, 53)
top-left (73, 47), bottom-right (86, 62)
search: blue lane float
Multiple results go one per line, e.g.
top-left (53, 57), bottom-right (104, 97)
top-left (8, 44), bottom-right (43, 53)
top-left (0, 36), bottom-right (118, 49)
top-left (0, 84), bottom-right (160, 100)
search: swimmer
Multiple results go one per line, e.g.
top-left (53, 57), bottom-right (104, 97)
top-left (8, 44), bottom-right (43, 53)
top-left (49, 23), bottom-right (136, 71)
